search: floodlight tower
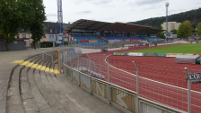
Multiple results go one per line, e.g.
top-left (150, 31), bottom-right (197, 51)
top-left (57, 0), bottom-right (64, 72)
top-left (57, 0), bottom-right (64, 45)
top-left (165, 2), bottom-right (169, 41)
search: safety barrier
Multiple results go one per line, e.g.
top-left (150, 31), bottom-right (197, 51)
top-left (62, 48), bottom-right (186, 113)
top-left (63, 64), bottom-right (183, 113)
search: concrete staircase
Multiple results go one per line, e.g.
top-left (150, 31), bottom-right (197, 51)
top-left (6, 51), bottom-right (121, 113)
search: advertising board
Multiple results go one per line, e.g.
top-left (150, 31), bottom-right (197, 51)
top-left (188, 73), bottom-right (201, 83)
top-left (128, 52), bottom-right (144, 56)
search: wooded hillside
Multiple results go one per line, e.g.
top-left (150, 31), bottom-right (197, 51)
top-left (131, 8), bottom-right (201, 29)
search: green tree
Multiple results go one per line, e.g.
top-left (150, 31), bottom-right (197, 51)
top-left (197, 22), bottom-right (201, 36)
top-left (0, 0), bottom-right (46, 50)
top-left (0, 0), bottom-right (36, 50)
top-left (0, 0), bottom-right (21, 50)
top-left (177, 24), bottom-right (185, 38)
top-left (177, 21), bottom-right (193, 38)
top-left (156, 32), bottom-right (165, 39)
top-left (29, 0), bottom-right (46, 49)
top-left (170, 29), bottom-right (177, 34)
top-left (17, 0), bottom-right (35, 29)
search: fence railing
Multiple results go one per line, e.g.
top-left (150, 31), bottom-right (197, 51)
top-left (62, 47), bottom-right (201, 113)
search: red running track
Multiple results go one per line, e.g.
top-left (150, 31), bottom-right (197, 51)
top-left (83, 51), bottom-right (201, 113)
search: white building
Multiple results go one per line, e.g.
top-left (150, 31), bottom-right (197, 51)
top-left (161, 22), bottom-right (181, 32)
top-left (161, 21), bottom-right (181, 38)
top-left (15, 22), bottom-right (69, 47)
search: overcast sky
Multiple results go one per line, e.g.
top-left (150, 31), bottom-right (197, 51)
top-left (43, 0), bottom-right (201, 23)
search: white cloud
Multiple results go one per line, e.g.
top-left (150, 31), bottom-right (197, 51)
top-left (76, 10), bottom-right (92, 15)
top-left (135, 0), bottom-right (168, 6)
top-left (46, 14), bottom-right (57, 17)
top-left (43, 0), bottom-right (201, 23)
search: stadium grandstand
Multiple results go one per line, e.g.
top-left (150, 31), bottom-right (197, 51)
top-left (65, 19), bottom-right (162, 47)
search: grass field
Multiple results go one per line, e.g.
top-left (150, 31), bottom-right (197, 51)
top-left (131, 44), bottom-right (201, 54)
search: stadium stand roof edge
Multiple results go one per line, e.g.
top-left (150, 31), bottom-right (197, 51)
top-left (66, 19), bottom-right (162, 34)
top-left (66, 19), bottom-right (111, 32)
top-left (117, 22), bottom-right (152, 28)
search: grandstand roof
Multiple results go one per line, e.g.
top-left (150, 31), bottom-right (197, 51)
top-left (66, 19), bottom-right (162, 34)
top-left (66, 19), bottom-right (111, 32)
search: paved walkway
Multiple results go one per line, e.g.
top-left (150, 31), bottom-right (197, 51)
top-left (0, 48), bottom-right (122, 113)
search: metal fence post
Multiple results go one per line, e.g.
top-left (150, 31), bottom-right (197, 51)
top-left (86, 54), bottom-right (93, 94)
top-left (132, 61), bottom-right (139, 113)
top-left (184, 67), bottom-right (191, 113)
top-left (69, 54), bottom-right (73, 81)
top-left (77, 55), bottom-right (81, 86)
top-left (104, 54), bottom-right (110, 82)
top-left (86, 54), bottom-right (91, 73)
top-left (77, 54), bottom-right (80, 71)
top-left (69, 53), bottom-right (71, 67)
top-left (104, 54), bottom-right (111, 104)
top-left (63, 53), bottom-right (66, 65)
top-left (60, 46), bottom-right (64, 73)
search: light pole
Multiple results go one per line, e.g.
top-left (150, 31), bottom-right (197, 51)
top-left (165, 2), bottom-right (169, 42)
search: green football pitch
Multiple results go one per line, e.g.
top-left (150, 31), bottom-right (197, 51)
top-left (130, 44), bottom-right (201, 54)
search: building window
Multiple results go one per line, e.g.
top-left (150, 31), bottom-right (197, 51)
top-left (50, 29), bottom-right (52, 33)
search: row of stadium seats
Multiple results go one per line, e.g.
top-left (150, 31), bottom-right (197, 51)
top-left (71, 34), bottom-right (160, 47)
top-left (72, 34), bottom-right (102, 41)
top-left (71, 34), bottom-right (106, 46)
top-left (72, 34), bottom-right (152, 42)
top-left (104, 36), bottom-right (143, 41)
top-left (143, 37), bottom-right (159, 42)
top-left (85, 34), bottom-right (101, 40)
top-left (71, 34), bottom-right (87, 41)
top-left (79, 42), bottom-right (106, 46)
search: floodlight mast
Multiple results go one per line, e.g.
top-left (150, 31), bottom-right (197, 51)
top-left (57, 0), bottom-right (64, 45)
top-left (165, 2), bottom-right (169, 41)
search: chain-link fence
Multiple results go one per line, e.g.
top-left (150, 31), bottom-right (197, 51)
top-left (107, 55), bottom-right (201, 113)
top-left (62, 47), bottom-right (201, 113)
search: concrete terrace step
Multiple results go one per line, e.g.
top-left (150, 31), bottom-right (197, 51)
top-left (7, 51), bottom-right (56, 113)
top-left (34, 57), bottom-right (67, 113)
top-left (7, 54), bottom-right (42, 113)
top-left (29, 53), bottom-right (55, 113)
top-left (20, 65), bottom-right (39, 113)
top-left (28, 67), bottom-right (54, 113)
top-left (6, 49), bottom-right (122, 113)
top-left (7, 64), bottom-right (25, 113)
top-left (21, 55), bottom-right (47, 113)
